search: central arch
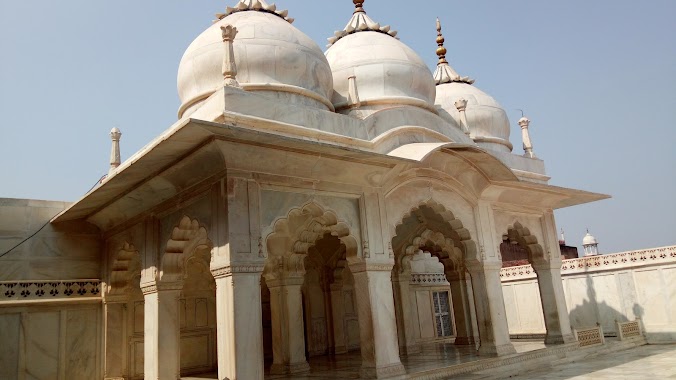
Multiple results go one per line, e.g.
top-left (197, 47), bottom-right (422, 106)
top-left (391, 200), bottom-right (479, 354)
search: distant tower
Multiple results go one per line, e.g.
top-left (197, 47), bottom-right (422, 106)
top-left (582, 229), bottom-right (599, 256)
top-left (559, 228), bottom-right (566, 245)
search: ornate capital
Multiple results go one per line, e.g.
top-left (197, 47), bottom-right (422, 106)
top-left (220, 24), bottom-right (238, 42)
top-left (518, 117), bottom-right (531, 129)
top-left (454, 98), bottom-right (468, 112)
top-left (349, 262), bottom-right (394, 273)
top-left (211, 264), bottom-right (264, 279)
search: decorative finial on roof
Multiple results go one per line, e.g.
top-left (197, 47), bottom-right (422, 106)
top-left (109, 128), bottom-right (122, 177)
top-left (353, 0), bottom-right (364, 13)
top-left (215, 0), bottom-right (293, 24)
top-left (433, 18), bottom-right (475, 85)
top-left (518, 117), bottom-right (536, 158)
top-left (436, 18), bottom-right (448, 65)
top-left (221, 25), bottom-right (240, 88)
top-left (327, 0), bottom-right (398, 47)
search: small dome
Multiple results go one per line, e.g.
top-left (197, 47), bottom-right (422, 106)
top-left (433, 19), bottom-right (512, 153)
top-left (435, 83), bottom-right (512, 152)
top-left (325, 3), bottom-right (436, 118)
top-left (582, 231), bottom-right (598, 246)
top-left (177, 1), bottom-right (334, 118)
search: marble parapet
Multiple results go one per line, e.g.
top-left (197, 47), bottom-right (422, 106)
top-left (500, 245), bottom-right (676, 282)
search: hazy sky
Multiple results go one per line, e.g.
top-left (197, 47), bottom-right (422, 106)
top-left (1, 1), bottom-right (674, 254)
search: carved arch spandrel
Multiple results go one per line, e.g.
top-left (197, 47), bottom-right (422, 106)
top-left (160, 216), bottom-right (213, 284)
top-left (108, 242), bottom-right (142, 297)
top-left (505, 221), bottom-right (546, 263)
top-left (264, 202), bottom-right (359, 280)
top-left (392, 200), bottom-right (478, 270)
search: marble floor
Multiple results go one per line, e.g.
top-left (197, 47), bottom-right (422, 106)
top-left (183, 340), bottom-right (547, 379)
top-left (485, 344), bottom-right (676, 380)
top-left (181, 342), bottom-right (676, 379)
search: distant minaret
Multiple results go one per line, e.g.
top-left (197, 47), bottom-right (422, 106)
top-left (582, 229), bottom-right (599, 256)
top-left (559, 228), bottom-right (566, 245)
top-left (109, 128), bottom-right (122, 177)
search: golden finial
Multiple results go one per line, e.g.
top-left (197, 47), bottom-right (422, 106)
top-left (353, 0), bottom-right (365, 14)
top-left (436, 17), bottom-right (448, 65)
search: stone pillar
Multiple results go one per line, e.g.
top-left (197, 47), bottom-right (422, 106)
top-left (103, 300), bottom-right (126, 379)
top-left (330, 283), bottom-right (348, 354)
top-left (266, 277), bottom-right (310, 375)
top-left (466, 261), bottom-right (516, 356)
top-left (142, 284), bottom-right (182, 380)
top-left (532, 260), bottom-right (576, 344)
top-left (392, 272), bottom-right (421, 355)
top-left (350, 262), bottom-right (405, 379)
top-left (212, 265), bottom-right (266, 380)
top-left (447, 270), bottom-right (477, 346)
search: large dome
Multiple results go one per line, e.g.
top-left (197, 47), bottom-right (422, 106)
top-left (177, 2), bottom-right (334, 118)
top-left (325, 3), bottom-right (436, 118)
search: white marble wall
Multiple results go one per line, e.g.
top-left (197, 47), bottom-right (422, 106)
top-left (0, 305), bottom-right (101, 380)
top-left (501, 246), bottom-right (676, 343)
top-left (0, 199), bottom-right (101, 281)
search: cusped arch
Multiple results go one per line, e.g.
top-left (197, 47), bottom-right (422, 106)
top-left (401, 229), bottom-right (463, 274)
top-left (506, 221), bottom-right (545, 262)
top-left (108, 242), bottom-right (141, 297)
top-left (265, 202), bottom-right (358, 279)
top-left (160, 216), bottom-right (212, 284)
top-left (393, 200), bottom-right (477, 268)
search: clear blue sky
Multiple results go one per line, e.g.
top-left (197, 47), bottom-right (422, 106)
top-left (1, 1), bottom-right (674, 254)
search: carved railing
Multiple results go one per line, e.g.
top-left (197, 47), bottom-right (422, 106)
top-left (0, 280), bottom-right (101, 302)
top-left (574, 324), bottom-right (605, 347)
top-left (616, 319), bottom-right (642, 340)
top-left (499, 264), bottom-right (536, 281)
top-left (500, 245), bottom-right (676, 281)
top-left (410, 273), bottom-right (448, 285)
top-left (561, 246), bottom-right (676, 273)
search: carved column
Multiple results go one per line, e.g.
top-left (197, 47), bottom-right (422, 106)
top-left (533, 210), bottom-right (575, 344)
top-left (532, 260), bottom-right (576, 344)
top-left (330, 282), bottom-right (348, 354)
top-left (447, 270), bottom-right (478, 346)
top-left (212, 264), bottom-right (265, 380)
top-left (103, 299), bottom-right (127, 379)
top-left (350, 262), bottom-right (406, 379)
top-left (466, 261), bottom-right (516, 356)
top-left (392, 272), bottom-right (421, 355)
top-left (266, 276), bottom-right (310, 375)
top-left (142, 283), bottom-right (182, 380)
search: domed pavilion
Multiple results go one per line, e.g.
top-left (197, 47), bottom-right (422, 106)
top-left (0, 1), bottom-right (610, 379)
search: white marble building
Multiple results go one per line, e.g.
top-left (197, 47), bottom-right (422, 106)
top-left (0, 1), bottom-right (613, 379)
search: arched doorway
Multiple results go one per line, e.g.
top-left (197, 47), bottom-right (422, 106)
top-left (262, 203), bottom-right (362, 375)
top-left (391, 202), bottom-right (478, 354)
top-left (502, 221), bottom-right (575, 344)
top-left (179, 246), bottom-right (217, 376)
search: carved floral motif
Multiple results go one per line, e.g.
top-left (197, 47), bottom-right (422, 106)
top-left (0, 280), bottom-right (100, 302)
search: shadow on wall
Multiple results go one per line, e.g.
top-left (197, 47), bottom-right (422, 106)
top-left (567, 274), bottom-right (638, 336)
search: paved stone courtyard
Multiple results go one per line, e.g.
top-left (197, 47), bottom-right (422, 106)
top-left (485, 344), bottom-right (676, 380)
top-left (182, 343), bottom-right (676, 379)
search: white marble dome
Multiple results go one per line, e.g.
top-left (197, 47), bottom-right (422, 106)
top-left (436, 82), bottom-right (513, 153)
top-left (325, 19), bottom-right (436, 118)
top-left (583, 232), bottom-right (598, 246)
top-left (177, 8), bottom-right (334, 118)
